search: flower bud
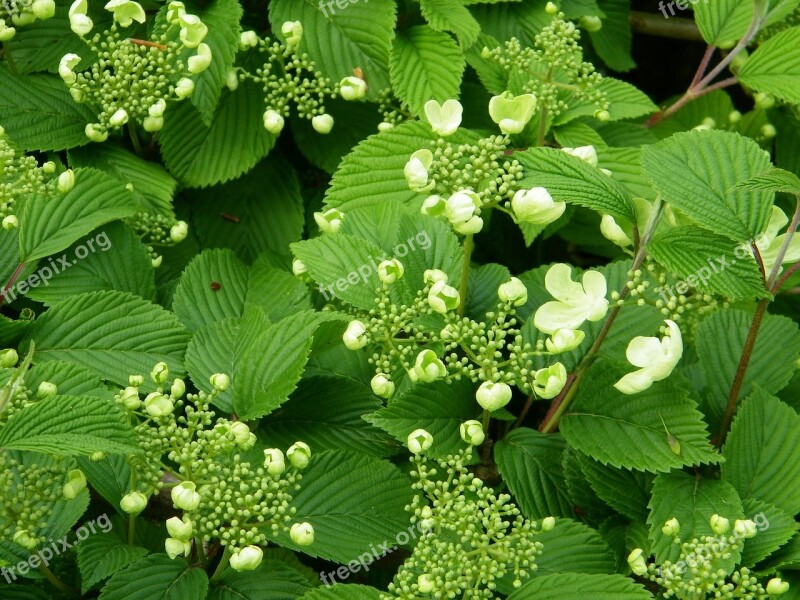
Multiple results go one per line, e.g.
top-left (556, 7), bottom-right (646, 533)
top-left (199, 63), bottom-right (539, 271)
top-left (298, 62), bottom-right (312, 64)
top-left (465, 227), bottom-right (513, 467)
top-left (404, 149), bottom-right (434, 193)
top-left (179, 13), bottom-right (208, 49)
top-left (42, 161), bottom-right (56, 174)
top-left (69, 0), bottom-right (93, 36)
top-left (2, 215), bottom-right (18, 230)
top-left (62, 469), bottom-right (87, 500)
top-left (171, 482), bottom-right (201, 511)
top-left (152, 255), bottom-right (163, 268)
top-left (340, 76), bottom-right (367, 101)
top-left (378, 259), bottom-right (404, 284)
top-left (165, 537), bottom-right (189, 559)
top-left (594, 109), bottom-right (611, 122)
top-left (210, 372), bottom-right (230, 392)
top-left (545, 329), bottom-right (585, 354)
top-left (475, 381), bottom-right (512, 411)
top-left (445, 190), bottom-right (480, 226)
top-left (230, 545), bottom-right (263, 571)
top-left (734, 519), bottom-right (757, 538)
top-left (314, 207), bottom-right (344, 233)
top-left (225, 69), bottom-right (239, 91)
top-left (541, 516), bottom-right (556, 532)
top-left (580, 15), bottom-right (602, 32)
top-left (710, 514), bottom-right (730, 535)
top-left (489, 92), bottom-right (537, 135)
top-left (407, 428), bottom-right (433, 454)
top-left (767, 578), bottom-right (790, 595)
top-left (0, 23), bottom-right (15, 42)
top-left (166, 516), bottom-right (193, 542)
top-left (370, 373), bottom-right (395, 398)
top-left (90, 451), bottom-right (106, 462)
top-left (144, 392), bottom-right (173, 417)
top-left (109, 108), bottom-right (129, 127)
top-left (459, 420), bottom-right (485, 446)
top-left (239, 30), bottom-right (259, 49)
top-left (533, 363), bottom-right (567, 400)
top-left (292, 258), bottom-right (307, 278)
top-left (13, 529), bottom-right (38, 550)
top-left (263, 109), bottom-right (285, 134)
top-left (312, 114), bottom-right (334, 134)
top-left (143, 116), bottom-right (164, 132)
top-left (600, 214), bottom-right (632, 247)
top-left (59, 53), bottom-right (81, 85)
top-left (343, 320), bottom-right (368, 350)
top-left (627, 548), bottom-right (648, 576)
top-left (0, 349), bottom-right (18, 368)
top-left (57, 170), bottom-right (75, 194)
top-left (120, 491), bottom-right (148, 514)
top-left (281, 20), bottom-right (303, 46)
top-left (423, 269), bottom-right (448, 285)
top-left (498, 277), bottom-right (528, 306)
top-left (427, 280), bottom-right (460, 314)
top-left (170, 221), bottom-right (188, 243)
top-left (290, 522), bottom-right (314, 546)
top-left (37, 381), bottom-right (57, 399)
top-left (762, 123), bottom-right (777, 139)
top-left (85, 123), bottom-right (108, 143)
top-left (408, 350), bottom-right (446, 383)
top-left (661, 517), bottom-right (680, 537)
top-left (166, 1), bottom-right (185, 23)
top-left (129, 374), bottom-right (144, 386)
top-left (755, 92), bottom-right (775, 110)
top-left (151, 362), bottom-right (169, 384)
top-left (175, 78), bottom-right (195, 99)
top-left (263, 448), bottom-right (286, 476)
top-left (378, 121), bottom-right (394, 132)
top-left (545, 1), bottom-right (558, 14)
top-left (229, 421), bottom-right (251, 446)
top-left (188, 43), bottom-right (212, 74)
top-left (287, 442), bottom-right (311, 469)
top-left (418, 574), bottom-right (435, 594)
top-left (421, 194), bottom-right (446, 217)
top-left (511, 187), bottom-right (565, 225)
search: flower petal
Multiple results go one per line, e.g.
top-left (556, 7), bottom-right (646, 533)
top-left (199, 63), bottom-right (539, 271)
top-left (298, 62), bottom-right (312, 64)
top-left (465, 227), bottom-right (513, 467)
top-left (544, 263), bottom-right (585, 304)
top-left (614, 368), bottom-right (655, 394)
top-left (534, 301), bottom-right (589, 334)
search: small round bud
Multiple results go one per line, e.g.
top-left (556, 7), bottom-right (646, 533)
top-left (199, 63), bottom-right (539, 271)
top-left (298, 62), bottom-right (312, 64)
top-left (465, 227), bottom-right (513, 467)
top-left (2, 215), bottom-right (19, 230)
top-left (311, 114), bottom-right (334, 135)
top-left (370, 373), bottom-right (395, 398)
top-left (734, 519), bottom-right (757, 538)
top-left (710, 514), bottom-right (730, 535)
top-left (755, 92), bottom-right (775, 110)
top-left (541, 516), bottom-right (556, 532)
top-left (230, 545), bottom-right (263, 571)
top-left (475, 381), bottom-right (512, 411)
top-left (170, 221), bottom-right (188, 243)
top-left (340, 76), bottom-right (367, 101)
top-left (762, 123), bottom-right (777, 139)
top-left (418, 574), bottom-right (435, 593)
top-left (37, 381), bottom-right (58, 399)
top-left (90, 451), bottom-right (106, 462)
top-left (57, 170), bottom-right (75, 193)
top-left (661, 517), bottom-right (680, 537)
top-left (728, 110), bottom-right (742, 123)
top-left (343, 320), bottom-right (368, 350)
top-left (120, 386), bottom-right (141, 410)
top-left (171, 482), bottom-right (201, 511)
top-left (263, 109), bottom-right (285, 135)
top-left (263, 448), bottom-right (286, 476)
top-left (545, 2), bottom-right (558, 14)
top-left (580, 15), bottom-right (602, 32)
top-left (240, 30), bottom-right (259, 49)
top-left (144, 392), bottom-right (174, 417)
top-left (290, 522), bottom-right (314, 546)
top-left (42, 161), bottom-right (56, 174)
top-left (210, 373), bottom-right (230, 391)
top-left (62, 469), bottom-right (87, 500)
top-left (287, 442), bottom-right (311, 469)
top-left (120, 491), bottom-right (148, 514)
top-left (229, 421), bottom-right (251, 446)
top-left (407, 429), bottom-right (433, 454)
top-left (151, 362), bottom-right (169, 384)
top-left (498, 277), bottom-right (528, 306)
top-left (459, 420), bottom-right (485, 446)
top-left (0, 348), bottom-right (18, 368)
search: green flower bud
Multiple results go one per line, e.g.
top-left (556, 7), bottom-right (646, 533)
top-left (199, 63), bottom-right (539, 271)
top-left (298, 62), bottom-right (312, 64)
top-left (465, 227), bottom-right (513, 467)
top-left (175, 78), bottom-right (195, 100)
top-left (0, 349), bottom-right (18, 368)
top-left (378, 258), bottom-right (404, 284)
top-left (545, 329), bottom-right (585, 354)
top-left (63, 469), bottom-right (87, 500)
top-left (475, 381), bottom-right (512, 411)
top-left (734, 519), bottom-right (757, 538)
top-left (408, 349), bottom-right (446, 383)
top-left (545, 2), bottom-right (558, 14)
top-left (59, 53), bottom-right (81, 85)
top-left (281, 20), bottom-right (303, 46)
top-left (343, 320), bottom-right (368, 350)
top-left (57, 170), bottom-right (75, 194)
top-left (263, 448), bottom-right (286, 476)
top-left (370, 373), bottom-right (395, 398)
top-left (90, 451), bottom-right (107, 462)
top-left (171, 482), bottom-right (201, 511)
top-left (129, 374), bottom-right (144, 386)
top-left (312, 114), bottom-right (334, 135)
top-left (144, 392), bottom-right (174, 417)
top-left (533, 363), bottom-right (567, 399)
top-left (13, 529), bottom-right (38, 551)
top-left (151, 362), bottom-right (169, 384)
top-left (263, 109), bottom-right (285, 134)
top-left (287, 442), bottom-right (311, 469)
top-left (69, 0), bottom-right (93, 37)
top-left (407, 428), bottom-right (433, 454)
top-left (459, 420), bottom-right (485, 446)
top-left (37, 381), bottom-right (58, 399)
top-left (0, 23), bottom-right (16, 42)
top-left (340, 76), bottom-right (367, 101)
top-left (418, 574), bottom-right (435, 594)
top-left (627, 548), bottom-right (647, 576)
top-left (188, 43), bottom-right (212, 74)
top-left (230, 545), bottom-right (263, 571)
top-left (2, 216), bottom-right (18, 230)
top-left (423, 269), bottom-right (448, 285)
top-left (42, 161), bottom-right (56, 174)
top-left (661, 517), bottom-right (680, 537)
top-left (767, 578), bottom-right (790, 595)
top-left (290, 522), bottom-right (315, 546)
top-left (580, 16), bottom-right (602, 32)
top-left (710, 514), bottom-right (730, 535)
top-left (143, 116), bottom-right (164, 133)
top-left (85, 123), bottom-right (108, 143)
top-left (210, 372), bottom-right (230, 391)
top-left (762, 123), bottom-right (777, 139)
top-left (170, 221), bottom-right (188, 244)
top-left (541, 516), bottom-right (556, 532)
top-left (152, 255), bottom-right (163, 268)
top-left (755, 92), bottom-right (775, 110)
top-left (498, 277), bottom-right (528, 306)
top-left (120, 491), bottom-right (148, 514)
top-left (239, 30), bottom-right (259, 49)
top-left (165, 537), bottom-right (191, 559)
top-left (313, 207), bottom-right (344, 234)
top-left (166, 516), bottom-right (193, 542)
top-left (225, 69), bottom-right (239, 91)
top-left (427, 280), bottom-right (460, 314)
top-left (229, 421), bottom-right (251, 446)
top-left (728, 110), bottom-right (742, 124)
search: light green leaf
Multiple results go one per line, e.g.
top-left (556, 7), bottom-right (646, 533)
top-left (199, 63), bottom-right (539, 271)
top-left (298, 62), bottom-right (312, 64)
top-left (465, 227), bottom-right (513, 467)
top-left (389, 25), bottom-right (466, 117)
top-left (509, 572), bottom-right (652, 599)
top-left (77, 454), bottom-right (132, 515)
top-left (734, 166), bottom-right (800, 195)
top-left (641, 130), bottom-right (774, 241)
top-left (185, 318), bottom-right (237, 412)
top-left (557, 78), bottom-right (655, 124)
top-left (77, 532), bottom-right (149, 593)
top-left (0, 394), bottom-right (137, 455)
top-left (420, 0), bottom-right (481, 47)
top-left (534, 518), bottom-right (617, 576)
top-left (209, 560), bottom-right (316, 599)
top-left (99, 555), bottom-right (208, 600)
top-left (739, 498), bottom-right (798, 567)
top-left (739, 27), bottom-right (800, 104)
top-left (693, 0), bottom-right (753, 45)
top-left (19, 168), bottom-right (136, 263)
top-left (588, 0), bottom-right (635, 72)
top-left (494, 428), bottom-right (574, 519)
top-left (576, 454), bottom-right (653, 522)
top-left (722, 387), bottom-right (800, 515)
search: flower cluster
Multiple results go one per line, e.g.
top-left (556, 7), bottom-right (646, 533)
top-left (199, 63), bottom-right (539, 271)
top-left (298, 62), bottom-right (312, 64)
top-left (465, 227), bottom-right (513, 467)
top-left (628, 515), bottom-right (790, 598)
top-left (237, 22), bottom-right (352, 136)
top-left (0, 0), bottom-right (55, 42)
top-left (0, 127), bottom-right (75, 224)
top-left (126, 211), bottom-right (189, 265)
top-left (377, 87), bottom-right (413, 132)
top-left (116, 364), bottom-right (313, 571)
top-left (61, 1), bottom-right (212, 141)
top-left (384, 428), bottom-right (549, 598)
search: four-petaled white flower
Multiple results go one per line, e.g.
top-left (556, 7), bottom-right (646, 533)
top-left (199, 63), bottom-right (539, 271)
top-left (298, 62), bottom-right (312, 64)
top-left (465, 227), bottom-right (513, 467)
top-left (424, 99), bottom-right (463, 137)
top-left (511, 187), bottom-right (565, 225)
top-left (405, 149), bottom-right (434, 193)
top-left (614, 320), bottom-right (683, 395)
top-left (69, 0), bottom-right (93, 36)
top-left (104, 0), bottom-right (146, 28)
top-left (488, 92), bottom-right (537, 134)
top-left (445, 190), bottom-right (482, 234)
top-left (534, 264), bottom-right (609, 334)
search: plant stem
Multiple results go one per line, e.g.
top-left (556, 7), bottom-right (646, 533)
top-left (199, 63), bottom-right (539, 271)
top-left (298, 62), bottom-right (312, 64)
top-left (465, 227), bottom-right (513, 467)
top-left (3, 43), bottom-right (18, 74)
top-left (128, 122), bottom-right (144, 157)
top-left (513, 394), bottom-right (534, 429)
top-left (0, 262), bottom-right (25, 308)
top-left (39, 562), bottom-right (79, 596)
top-left (628, 11), bottom-right (703, 41)
top-left (210, 546), bottom-right (232, 582)
top-left (536, 106), bottom-right (548, 148)
top-left (457, 234), bottom-right (474, 317)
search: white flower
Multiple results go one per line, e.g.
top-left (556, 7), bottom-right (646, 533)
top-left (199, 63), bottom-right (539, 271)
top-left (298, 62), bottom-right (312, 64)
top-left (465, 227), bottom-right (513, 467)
top-left (427, 280), bottom-right (460, 314)
top-left (661, 517), bottom-right (680, 537)
top-left (178, 13), bottom-right (208, 49)
top-left (340, 76), bottom-right (367, 101)
top-left (533, 363), bottom-right (567, 399)
top-left (175, 78), bottom-right (195, 99)
top-left (144, 392), bottom-right (174, 417)
top-left (59, 53), bottom-right (81, 85)
top-left (263, 448), bottom-right (286, 476)
top-left (188, 43), bottom-right (212, 74)
top-left (423, 269), bottom-right (448, 284)
top-left (378, 258), bottom-right (404, 284)
top-left (407, 429), bottom-right (433, 454)
top-left (421, 194), bottom-right (445, 217)
top-left (445, 190), bottom-right (481, 233)
top-left (239, 30), bottom-right (259, 49)
top-left (104, 0), bottom-right (146, 28)
top-left (120, 491), bottom-right (148, 514)
top-left (545, 329), bottom-right (585, 354)
top-left (165, 537), bottom-right (190, 559)
top-left (290, 522), bottom-right (314, 546)
top-left (600, 214), bottom-right (632, 247)
top-left (614, 320), bottom-right (683, 395)
top-left (2, 215), bottom-right (18, 230)
top-left (62, 469), bottom-right (87, 500)
top-left (408, 350), bottom-right (446, 383)
top-left (0, 22), bottom-right (15, 42)
top-left (57, 170), bottom-right (75, 194)
top-left (166, 1), bottom-right (186, 24)
top-left (166, 516), bottom-right (193, 541)
top-left (498, 277), bottom-right (528, 306)
top-left (287, 442), bottom-right (311, 469)
top-left (627, 548), bottom-right (648, 576)
top-left (766, 578), bottom-right (790, 595)
top-left (314, 207), bottom-right (344, 233)
top-left (488, 92), bottom-right (537, 134)
top-left (312, 114), bottom-right (334, 134)
top-left (343, 320), bottom-right (368, 350)
top-left (370, 373), bottom-right (395, 398)
top-left (459, 420), bottom-right (485, 446)
top-left (263, 109), bottom-right (285, 134)
top-left (404, 149), bottom-right (434, 193)
top-left (149, 99), bottom-right (167, 118)
top-left (171, 482), bottom-right (201, 511)
top-left (69, 0), bottom-right (93, 36)
top-left (512, 187), bottom-right (565, 225)
top-left (534, 264), bottom-right (609, 334)
top-left (210, 372), bottom-right (230, 391)
top-left (109, 108), bottom-right (129, 127)
top-left (230, 545), bottom-right (263, 571)
top-left (734, 519), bottom-right (757, 539)
top-left (755, 206), bottom-right (800, 275)
top-left (476, 381), bottom-right (512, 411)
top-left (424, 99), bottom-right (463, 137)
top-left (170, 221), bottom-right (188, 243)
top-left (561, 145), bottom-right (598, 166)
top-left (281, 20), bottom-right (303, 46)
top-left (710, 514), bottom-right (730, 535)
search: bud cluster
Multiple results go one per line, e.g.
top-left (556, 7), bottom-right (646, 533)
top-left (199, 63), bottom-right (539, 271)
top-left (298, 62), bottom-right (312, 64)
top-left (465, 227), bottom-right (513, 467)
top-left (384, 443), bottom-right (548, 598)
top-left (0, 0), bottom-right (55, 42)
top-left (127, 211), bottom-right (190, 261)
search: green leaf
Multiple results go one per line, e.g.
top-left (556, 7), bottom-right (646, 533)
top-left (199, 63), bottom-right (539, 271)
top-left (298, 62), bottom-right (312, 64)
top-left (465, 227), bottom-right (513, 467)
top-left (722, 388), bottom-right (800, 515)
top-left (19, 168), bottom-right (136, 262)
top-left (734, 166), bottom-right (800, 196)
top-left (299, 585), bottom-right (382, 600)
top-left (641, 130), bottom-right (774, 241)
top-left (269, 451), bottom-right (413, 564)
top-left (494, 428), bottom-right (574, 519)
top-left (245, 259), bottom-right (313, 320)
top-left (739, 498), bottom-right (798, 567)
top-left (648, 226), bottom-right (769, 300)
top-left (389, 25), bottom-right (465, 117)
top-left (420, 0), bottom-right (481, 48)
top-left (587, 0), bottom-right (635, 72)
top-left (0, 394), bottom-right (137, 455)
top-left (25, 290), bottom-right (190, 389)
top-left (0, 67), bottom-right (94, 151)
top-left (99, 555), bottom-right (209, 600)
top-left (576, 454), bottom-right (653, 522)
top-left (509, 572), bottom-right (652, 599)
top-left (262, 376), bottom-right (397, 458)
top-left (466, 263), bottom-right (511, 317)
top-left (268, 0), bottom-right (396, 100)
top-left (517, 147), bottom-right (635, 222)
top-left (693, 0), bottom-right (753, 45)
top-left (25, 360), bottom-right (112, 399)
top-left (366, 380), bottom-right (478, 459)
top-left (172, 249), bottom-right (250, 333)
top-left (77, 454), bottom-right (131, 515)
top-left (209, 560), bottom-right (316, 599)
top-left (535, 517), bottom-right (617, 576)
top-left (77, 532), bottom-right (149, 593)
top-left (557, 78), bottom-right (656, 124)
top-left (159, 81), bottom-right (276, 188)
top-left (739, 27), bottom-right (800, 105)
top-left (560, 363), bottom-right (718, 472)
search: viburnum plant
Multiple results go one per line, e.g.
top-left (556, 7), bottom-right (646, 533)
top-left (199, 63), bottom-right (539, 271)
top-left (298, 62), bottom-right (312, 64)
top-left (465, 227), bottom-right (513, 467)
top-left (1, 0), bottom-right (800, 598)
